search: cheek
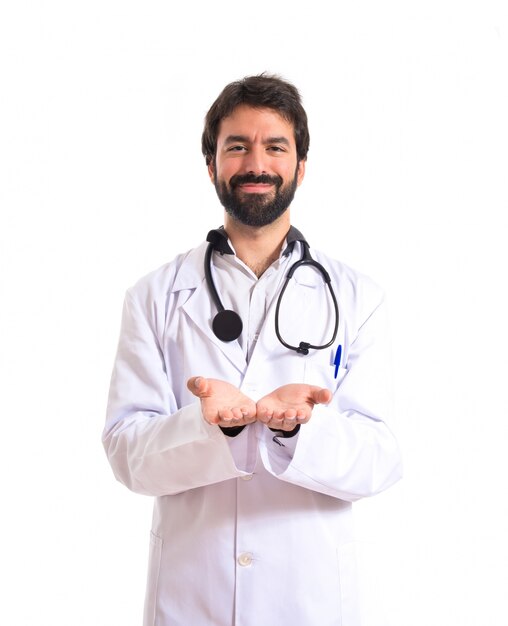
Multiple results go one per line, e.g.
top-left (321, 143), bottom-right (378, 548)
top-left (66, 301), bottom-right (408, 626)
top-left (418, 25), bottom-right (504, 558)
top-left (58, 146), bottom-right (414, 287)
top-left (214, 161), bottom-right (236, 184)
top-left (281, 164), bottom-right (299, 184)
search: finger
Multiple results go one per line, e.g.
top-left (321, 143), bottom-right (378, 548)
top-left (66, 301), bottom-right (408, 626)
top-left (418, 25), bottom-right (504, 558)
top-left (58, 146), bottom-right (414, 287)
top-left (231, 407), bottom-right (245, 420)
top-left (218, 408), bottom-right (234, 422)
top-left (296, 409), bottom-right (308, 423)
top-left (281, 416), bottom-right (297, 430)
top-left (187, 376), bottom-right (208, 396)
top-left (272, 409), bottom-right (287, 421)
top-left (268, 417), bottom-right (284, 429)
top-left (240, 405), bottom-right (256, 419)
top-left (310, 386), bottom-right (332, 405)
top-left (246, 402), bottom-right (258, 416)
top-left (256, 406), bottom-right (272, 423)
top-left (319, 388), bottom-right (332, 404)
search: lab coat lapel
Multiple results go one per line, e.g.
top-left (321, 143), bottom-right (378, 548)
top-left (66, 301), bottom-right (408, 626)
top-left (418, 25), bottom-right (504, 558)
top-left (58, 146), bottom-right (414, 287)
top-left (178, 246), bottom-right (246, 374)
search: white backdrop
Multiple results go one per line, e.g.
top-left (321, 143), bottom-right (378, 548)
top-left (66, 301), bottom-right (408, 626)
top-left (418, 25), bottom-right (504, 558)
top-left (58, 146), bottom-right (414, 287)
top-left (1, 1), bottom-right (507, 625)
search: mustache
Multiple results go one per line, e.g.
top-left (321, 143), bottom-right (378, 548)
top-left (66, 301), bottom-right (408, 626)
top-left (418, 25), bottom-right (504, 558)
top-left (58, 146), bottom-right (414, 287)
top-left (230, 173), bottom-right (283, 188)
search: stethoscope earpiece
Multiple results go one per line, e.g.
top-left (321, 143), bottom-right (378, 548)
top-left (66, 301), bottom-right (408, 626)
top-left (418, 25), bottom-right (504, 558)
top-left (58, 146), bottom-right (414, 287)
top-left (212, 310), bottom-right (243, 342)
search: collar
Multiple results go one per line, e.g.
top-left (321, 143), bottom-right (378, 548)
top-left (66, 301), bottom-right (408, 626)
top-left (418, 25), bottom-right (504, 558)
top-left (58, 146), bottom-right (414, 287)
top-left (206, 225), bottom-right (308, 257)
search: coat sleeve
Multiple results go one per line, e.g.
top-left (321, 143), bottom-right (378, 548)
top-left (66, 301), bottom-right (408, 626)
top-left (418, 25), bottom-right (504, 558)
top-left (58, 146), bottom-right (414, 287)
top-left (258, 287), bottom-right (403, 502)
top-left (102, 285), bottom-right (245, 497)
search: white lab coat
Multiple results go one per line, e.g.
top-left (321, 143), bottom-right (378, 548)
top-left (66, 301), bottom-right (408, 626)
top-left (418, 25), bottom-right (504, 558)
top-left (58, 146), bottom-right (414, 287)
top-left (103, 240), bottom-right (402, 626)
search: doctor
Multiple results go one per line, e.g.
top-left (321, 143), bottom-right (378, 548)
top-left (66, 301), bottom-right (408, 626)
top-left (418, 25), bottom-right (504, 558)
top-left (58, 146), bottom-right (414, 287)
top-left (103, 74), bottom-right (402, 626)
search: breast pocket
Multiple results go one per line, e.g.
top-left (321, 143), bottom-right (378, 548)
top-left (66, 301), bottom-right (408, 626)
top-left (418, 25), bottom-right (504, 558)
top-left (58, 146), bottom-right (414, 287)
top-left (304, 361), bottom-right (348, 392)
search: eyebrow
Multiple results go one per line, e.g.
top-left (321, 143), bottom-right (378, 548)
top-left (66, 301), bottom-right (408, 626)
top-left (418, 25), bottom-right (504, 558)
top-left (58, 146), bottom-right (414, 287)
top-left (223, 135), bottom-right (291, 146)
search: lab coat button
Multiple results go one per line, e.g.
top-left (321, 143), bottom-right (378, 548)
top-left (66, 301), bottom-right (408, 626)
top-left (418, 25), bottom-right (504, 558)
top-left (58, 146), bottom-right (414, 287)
top-left (240, 474), bottom-right (253, 481)
top-left (238, 552), bottom-right (253, 567)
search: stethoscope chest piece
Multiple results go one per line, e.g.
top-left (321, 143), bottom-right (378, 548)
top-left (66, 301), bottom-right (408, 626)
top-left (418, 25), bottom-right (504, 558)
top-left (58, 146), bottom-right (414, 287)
top-left (212, 309), bottom-right (243, 342)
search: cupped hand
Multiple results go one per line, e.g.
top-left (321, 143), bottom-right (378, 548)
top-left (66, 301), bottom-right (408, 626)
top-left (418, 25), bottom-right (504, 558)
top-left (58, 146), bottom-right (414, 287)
top-left (256, 383), bottom-right (332, 431)
top-left (187, 376), bottom-right (257, 427)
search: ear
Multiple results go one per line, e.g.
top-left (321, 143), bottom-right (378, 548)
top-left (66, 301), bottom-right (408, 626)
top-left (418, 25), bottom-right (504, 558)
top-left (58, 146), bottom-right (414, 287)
top-left (296, 158), bottom-right (306, 186)
top-left (207, 160), bottom-right (215, 184)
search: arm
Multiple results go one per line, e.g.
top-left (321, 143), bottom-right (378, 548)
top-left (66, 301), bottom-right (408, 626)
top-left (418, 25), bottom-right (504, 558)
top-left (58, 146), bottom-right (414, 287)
top-left (258, 294), bottom-right (403, 502)
top-left (102, 288), bottom-right (249, 497)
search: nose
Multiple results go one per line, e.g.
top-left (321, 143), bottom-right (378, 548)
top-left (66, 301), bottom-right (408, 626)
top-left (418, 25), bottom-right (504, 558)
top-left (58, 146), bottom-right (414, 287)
top-left (242, 145), bottom-right (267, 175)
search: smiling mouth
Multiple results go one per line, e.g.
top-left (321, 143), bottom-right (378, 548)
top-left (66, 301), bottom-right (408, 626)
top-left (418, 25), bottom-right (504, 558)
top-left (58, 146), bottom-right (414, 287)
top-left (237, 183), bottom-right (274, 193)
top-left (230, 173), bottom-right (282, 192)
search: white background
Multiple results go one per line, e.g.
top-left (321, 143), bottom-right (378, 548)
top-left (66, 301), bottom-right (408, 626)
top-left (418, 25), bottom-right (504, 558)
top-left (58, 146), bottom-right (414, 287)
top-left (1, 1), bottom-right (507, 624)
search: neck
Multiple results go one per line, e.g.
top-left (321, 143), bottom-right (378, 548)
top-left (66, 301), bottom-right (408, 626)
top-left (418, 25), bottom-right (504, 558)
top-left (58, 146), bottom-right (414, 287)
top-left (224, 214), bottom-right (290, 278)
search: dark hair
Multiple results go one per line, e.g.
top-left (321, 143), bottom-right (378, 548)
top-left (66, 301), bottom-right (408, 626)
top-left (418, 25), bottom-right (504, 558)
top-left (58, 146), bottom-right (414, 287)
top-left (201, 73), bottom-right (310, 166)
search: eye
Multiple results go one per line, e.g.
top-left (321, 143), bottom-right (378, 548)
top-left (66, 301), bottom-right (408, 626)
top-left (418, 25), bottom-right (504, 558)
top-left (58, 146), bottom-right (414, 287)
top-left (268, 145), bottom-right (286, 153)
top-left (227, 145), bottom-right (247, 152)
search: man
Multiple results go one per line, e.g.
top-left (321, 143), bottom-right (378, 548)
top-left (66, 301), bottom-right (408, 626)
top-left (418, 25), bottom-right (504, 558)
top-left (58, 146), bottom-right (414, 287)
top-left (103, 74), bottom-right (402, 626)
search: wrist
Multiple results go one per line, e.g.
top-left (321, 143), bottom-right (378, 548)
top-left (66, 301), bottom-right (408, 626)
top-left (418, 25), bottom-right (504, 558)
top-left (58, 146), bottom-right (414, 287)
top-left (268, 423), bottom-right (301, 438)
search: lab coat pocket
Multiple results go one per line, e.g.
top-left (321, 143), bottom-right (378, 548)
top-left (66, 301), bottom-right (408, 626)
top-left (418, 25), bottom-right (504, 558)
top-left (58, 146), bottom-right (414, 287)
top-left (337, 541), bottom-right (360, 626)
top-left (304, 361), bottom-right (348, 392)
top-left (143, 532), bottom-right (163, 626)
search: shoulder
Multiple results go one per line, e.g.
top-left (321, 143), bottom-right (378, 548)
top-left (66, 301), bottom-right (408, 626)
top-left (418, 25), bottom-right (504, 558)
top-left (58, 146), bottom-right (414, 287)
top-left (125, 241), bottom-right (208, 306)
top-left (310, 248), bottom-right (387, 336)
top-left (312, 248), bottom-right (385, 304)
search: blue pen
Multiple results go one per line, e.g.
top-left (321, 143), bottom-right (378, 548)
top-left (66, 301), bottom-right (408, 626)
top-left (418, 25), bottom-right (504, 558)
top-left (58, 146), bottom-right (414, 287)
top-left (333, 345), bottom-right (342, 379)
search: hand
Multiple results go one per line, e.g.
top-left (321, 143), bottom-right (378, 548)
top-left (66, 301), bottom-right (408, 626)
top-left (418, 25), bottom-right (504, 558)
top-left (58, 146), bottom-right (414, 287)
top-left (187, 377), bottom-right (257, 427)
top-left (256, 384), bottom-right (332, 431)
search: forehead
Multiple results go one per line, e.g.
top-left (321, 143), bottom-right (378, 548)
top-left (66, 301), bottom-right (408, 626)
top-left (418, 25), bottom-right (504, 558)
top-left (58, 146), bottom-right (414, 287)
top-left (217, 105), bottom-right (296, 143)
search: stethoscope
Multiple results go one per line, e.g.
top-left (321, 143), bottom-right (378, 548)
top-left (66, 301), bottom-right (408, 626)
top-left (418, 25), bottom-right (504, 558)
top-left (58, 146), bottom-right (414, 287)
top-left (204, 227), bottom-right (339, 355)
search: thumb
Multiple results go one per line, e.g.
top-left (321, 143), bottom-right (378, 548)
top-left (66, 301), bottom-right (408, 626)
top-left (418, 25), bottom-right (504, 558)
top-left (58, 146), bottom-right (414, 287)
top-left (187, 376), bottom-right (208, 397)
top-left (312, 387), bottom-right (332, 405)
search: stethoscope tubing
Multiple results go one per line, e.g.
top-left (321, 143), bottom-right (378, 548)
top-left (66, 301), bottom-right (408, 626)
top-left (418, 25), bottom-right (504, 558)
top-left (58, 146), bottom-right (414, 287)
top-left (274, 254), bottom-right (339, 355)
top-left (204, 242), bottom-right (224, 313)
top-left (205, 236), bottom-right (339, 354)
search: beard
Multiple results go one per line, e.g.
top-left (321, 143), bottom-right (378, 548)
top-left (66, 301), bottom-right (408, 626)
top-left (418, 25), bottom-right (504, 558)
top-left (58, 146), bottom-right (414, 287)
top-left (213, 167), bottom-right (299, 227)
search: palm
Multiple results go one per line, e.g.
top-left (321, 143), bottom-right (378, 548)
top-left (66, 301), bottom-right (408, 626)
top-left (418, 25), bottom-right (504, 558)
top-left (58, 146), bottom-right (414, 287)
top-left (257, 384), bottom-right (332, 424)
top-left (187, 377), bottom-right (256, 426)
